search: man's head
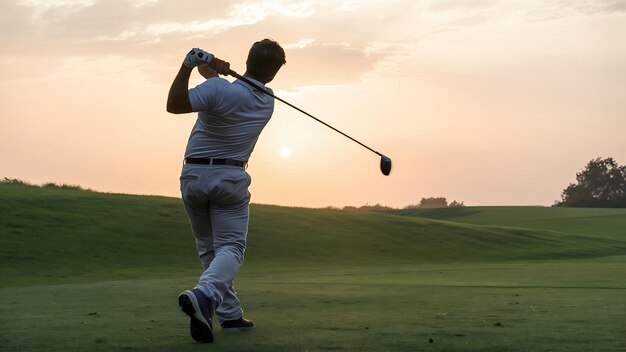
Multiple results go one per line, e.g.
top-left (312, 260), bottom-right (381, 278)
top-left (245, 39), bottom-right (286, 84)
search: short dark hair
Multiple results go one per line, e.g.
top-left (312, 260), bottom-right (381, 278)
top-left (246, 39), bottom-right (286, 83)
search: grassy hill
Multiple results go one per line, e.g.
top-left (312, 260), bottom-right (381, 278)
top-left (385, 206), bottom-right (626, 240)
top-left (1, 183), bottom-right (625, 286)
top-left (2, 184), bottom-right (626, 351)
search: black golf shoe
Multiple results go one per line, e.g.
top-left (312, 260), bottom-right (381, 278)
top-left (178, 288), bottom-right (214, 343)
top-left (221, 317), bottom-right (256, 333)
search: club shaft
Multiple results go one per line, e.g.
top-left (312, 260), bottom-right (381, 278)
top-left (228, 70), bottom-right (382, 157)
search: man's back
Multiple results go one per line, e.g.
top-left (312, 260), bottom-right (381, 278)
top-left (185, 77), bottom-right (274, 161)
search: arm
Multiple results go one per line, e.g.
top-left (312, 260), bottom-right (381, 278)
top-left (166, 64), bottom-right (193, 114)
top-left (166, 48), bottom-right (231, 114)
top-left (198, 65), bottom-right (218, 80)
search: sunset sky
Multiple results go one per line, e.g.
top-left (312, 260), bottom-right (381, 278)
top-left (1, 0), bottom-right (625, 208)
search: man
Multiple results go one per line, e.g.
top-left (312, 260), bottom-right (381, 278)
top-left (166, 39), bottom-right (286, 343)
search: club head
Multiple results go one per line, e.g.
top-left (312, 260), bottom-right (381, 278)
top-left (380, 155), bottom-right (392, 176)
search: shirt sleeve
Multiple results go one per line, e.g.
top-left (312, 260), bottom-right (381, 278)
top-left (188, 78), bottom-right (222, 113)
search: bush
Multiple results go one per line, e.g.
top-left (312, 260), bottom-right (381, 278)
top-left (449, 200), bottom-right (465, 207)
top-left (1, 178), bottom-right (92, 192)
top-left (357, 203), bottom-right (394, 211)
top-left (42, 183), bottom-right (91, 191)
top-left (1, 177), bottom-right (32, 185)
top-left (404, 197), bottom-right (465, 209)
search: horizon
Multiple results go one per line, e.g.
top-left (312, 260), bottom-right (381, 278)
top-left (1, 0), bottom-right (625, 208)
top-left (0, 177), bottom-right (557, 209)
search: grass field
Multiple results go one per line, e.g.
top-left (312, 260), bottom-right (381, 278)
top-left (1, 183), bottom-right (625, 351)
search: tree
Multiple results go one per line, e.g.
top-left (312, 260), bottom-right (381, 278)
top-left (418, 197), bottom-right (448, 209)
top-left (555, 157), bottom-right (626, 208)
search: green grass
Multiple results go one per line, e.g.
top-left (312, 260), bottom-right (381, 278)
top-left (385, 206), bottom-right (626, 240)
top-left (1, 183), bottom-right (626, 351)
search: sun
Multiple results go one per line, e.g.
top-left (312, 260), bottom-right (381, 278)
top-left (279, 147), bottom-right (292, 159)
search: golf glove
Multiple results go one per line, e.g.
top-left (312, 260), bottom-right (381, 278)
top-left (183, 48), bottom-right (214, 68)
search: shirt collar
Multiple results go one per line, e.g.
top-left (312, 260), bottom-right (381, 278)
top-left (234, 77), bottom-right (266, 91)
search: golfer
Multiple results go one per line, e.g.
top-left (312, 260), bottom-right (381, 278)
top-left (166, 39), bottom-right (286, 343)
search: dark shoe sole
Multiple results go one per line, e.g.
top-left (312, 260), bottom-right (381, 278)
top-left (179, 294), bottom-right (213, 343)
top-left (222, 324), bottom-right (256, 333)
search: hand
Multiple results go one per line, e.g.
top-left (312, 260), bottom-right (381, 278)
top-left (183, 48), bottom-right (214, 68)
top-left (205, 58), bottom-right (230, 76)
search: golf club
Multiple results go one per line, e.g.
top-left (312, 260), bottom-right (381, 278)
top-left (228, 69), bottom-right (392, 176)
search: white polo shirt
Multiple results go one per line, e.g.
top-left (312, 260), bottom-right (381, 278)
top-left (185, 77), bottom-right (274, 161)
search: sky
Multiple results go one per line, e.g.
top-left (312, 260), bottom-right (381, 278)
top-left (1, 0), bottom-right (625, 208)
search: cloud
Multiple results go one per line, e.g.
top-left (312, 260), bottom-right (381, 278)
top-left (576, 0), bottom-right (626, 15)
top-left (427, 0), bottom-right (626, 18)
top-left (604, 0), bottom-right (626, 13)
top-left (9, 0), bottom-right (622, 89)
top-left (132, 0), bottom-right (158, 7)
top-left (2, 0), bottom-right (406, 87)
top-left (522, 0), bottom-right (626, 21)
top-left (283, 38), bottom-right (316, 50)
top-left (428, 0), bottom-right (498, 12)
top-left (86, 0), bottom-right (317, 43)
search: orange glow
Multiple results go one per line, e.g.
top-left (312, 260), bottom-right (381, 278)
top-left (1, 1), bottom-right (625, 207)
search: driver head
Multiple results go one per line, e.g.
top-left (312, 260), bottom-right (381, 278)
top-left (380, 155), bottom-right (392, 176)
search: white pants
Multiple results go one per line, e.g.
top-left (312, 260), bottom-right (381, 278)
top-left (180, 164), bottom-right (251, 323)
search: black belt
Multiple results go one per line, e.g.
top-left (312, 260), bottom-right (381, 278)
top-left (184, 157), bottom-right (247, 168)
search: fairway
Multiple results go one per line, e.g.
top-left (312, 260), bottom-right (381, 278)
top-left (1, 184), bottom-right (626, 351)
